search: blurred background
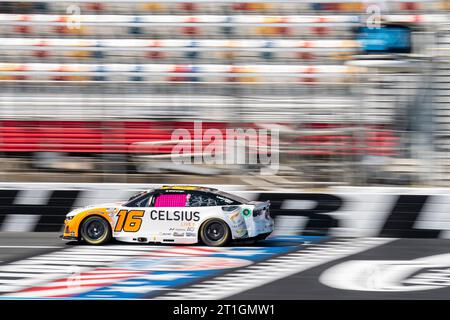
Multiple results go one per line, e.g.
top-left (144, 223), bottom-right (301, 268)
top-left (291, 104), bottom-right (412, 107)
top-left (0, 0), bottom-right (448, 189)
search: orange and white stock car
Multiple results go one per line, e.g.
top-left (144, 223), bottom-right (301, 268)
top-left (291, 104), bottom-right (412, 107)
top-left (62, 186), bottom-right (274, 246)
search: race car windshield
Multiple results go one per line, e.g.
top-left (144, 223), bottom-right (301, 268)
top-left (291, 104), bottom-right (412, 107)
top-left (127, 191), bottom-right (147, 202)
top-left (215, 191), bottom-right (249, 204)
top-left (125, 189), bottom-right (154, 204)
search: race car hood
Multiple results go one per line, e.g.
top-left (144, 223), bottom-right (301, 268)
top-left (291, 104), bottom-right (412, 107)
top-left (66, 202), bottom-right (125, 218)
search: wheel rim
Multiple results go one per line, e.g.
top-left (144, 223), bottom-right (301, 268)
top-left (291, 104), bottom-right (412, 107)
top-left (205, 221), bottom-right (225, 242)
top-left (83, 219), bottom-right (107, 241)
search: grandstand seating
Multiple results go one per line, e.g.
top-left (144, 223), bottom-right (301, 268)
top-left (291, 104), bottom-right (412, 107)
top-left (0, 120), bottom-right (398, 157)
top-left (432, 23), bottom-right (450, 184)
top-left (0, 0), bottom-right (446, 181)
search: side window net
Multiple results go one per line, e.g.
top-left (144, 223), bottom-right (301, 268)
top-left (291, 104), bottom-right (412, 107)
top-left (135, 195), bottom-right (150, 207)
top-left (188, 193), bottom-right (217, 207)
top-left (126, 193), bottom-right (151, 207)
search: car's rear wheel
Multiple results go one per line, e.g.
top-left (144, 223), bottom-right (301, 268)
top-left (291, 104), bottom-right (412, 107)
top-left (200, 218), bottom-right (231, 247)
top-left (80, 216), bottom-right (111, 245)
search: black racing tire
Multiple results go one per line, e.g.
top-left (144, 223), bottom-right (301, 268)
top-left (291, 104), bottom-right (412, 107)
top-left (199, 218), bottom-right (231, 247)
top-left (79, 215), bottom-right (111, 245)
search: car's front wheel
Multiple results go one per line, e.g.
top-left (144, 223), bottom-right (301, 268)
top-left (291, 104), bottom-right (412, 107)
top-left (199, 218), bottom-right (231, 247)
top-left (80, 216), bottom-right (111, 245)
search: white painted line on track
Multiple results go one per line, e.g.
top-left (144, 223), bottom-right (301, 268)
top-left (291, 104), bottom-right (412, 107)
top-left (0, 246), bottom-right (62, 249)
top-left (29, 255), bottom-right (125, 262)
top-left (159, 237), bottom-right (396, 300)
top-left (0, 244), bottom-right (233, 295)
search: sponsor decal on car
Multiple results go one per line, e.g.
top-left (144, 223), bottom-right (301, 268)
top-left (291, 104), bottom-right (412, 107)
top-left (227, 209), bottom-right (248, 238)
top-left (242, 208), bottom-right (252, 218)
top-left (149, 210), bottom-right (200, 222)
top-left (228, 210), bottom-right (241, 222)
top-left (234, 227), bottom-right (248, 238)
top-left (106, 207), bottom-right (119, 215)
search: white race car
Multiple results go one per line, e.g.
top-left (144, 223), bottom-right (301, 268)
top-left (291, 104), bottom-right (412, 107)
top-left (62, 185), bottom-right (274, 246)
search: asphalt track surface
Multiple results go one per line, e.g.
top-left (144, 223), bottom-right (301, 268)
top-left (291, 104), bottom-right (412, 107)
top-left (0, 233), bottom-right (448, 299)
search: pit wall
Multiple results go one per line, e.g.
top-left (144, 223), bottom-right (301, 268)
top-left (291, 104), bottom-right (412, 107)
top-left (0, 183), bottom-right (449, 238)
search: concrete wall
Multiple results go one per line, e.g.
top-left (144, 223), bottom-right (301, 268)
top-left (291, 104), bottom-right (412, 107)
top-left (0, 183), bottom-right (449, 238)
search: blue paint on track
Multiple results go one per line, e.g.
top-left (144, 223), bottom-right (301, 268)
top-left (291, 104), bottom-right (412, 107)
top-left (72, 235), bottom-right (325, 299)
